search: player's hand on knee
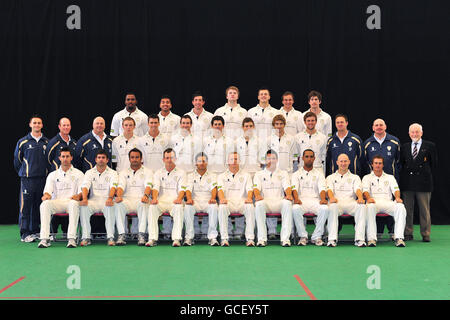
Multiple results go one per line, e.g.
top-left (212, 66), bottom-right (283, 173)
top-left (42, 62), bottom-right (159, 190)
top-left (105, 197), bottom-right (114, 207)
top-left (367, 197), bottom-right (375, 204)
top-left (151, 198), bottom-right (158, 205)
top-left (209, 198), bottom-right (217, 204)
top-left (357, 198), bottom-right (365, 204)
top-left (320, 199), bottom-right (328, 205)
top-left (395, 197), bottom-right (403, 203)
top-left (115, 196), bottom-right (123, 203)
top-left (255, 195), bottom-right (264, 202)
top-left (245, 198), bottom-right (253, 204)
top-left (80, 199), bottom-right (88, 206)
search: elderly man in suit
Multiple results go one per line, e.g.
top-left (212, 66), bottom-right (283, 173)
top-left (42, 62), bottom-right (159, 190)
top-left (400, 123), bottom-right (437, 242)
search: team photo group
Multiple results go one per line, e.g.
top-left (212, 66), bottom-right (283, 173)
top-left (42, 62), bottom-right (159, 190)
top-left (14, 86), bottom-right (437, 249)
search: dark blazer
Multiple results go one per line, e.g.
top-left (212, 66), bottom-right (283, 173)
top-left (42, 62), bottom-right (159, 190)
top-left (400, 139), bottom-right (437, 192)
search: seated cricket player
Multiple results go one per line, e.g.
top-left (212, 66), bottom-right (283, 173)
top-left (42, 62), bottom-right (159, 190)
top-left (79, 149), bottom-right (119, 246)
top-left (147, 148), bottom-right (187, 247)
top-left (362, 155), bottom-right (407, 247)
top-left (114, 148), bottom-right (153, 246)
top-left (326, 153), bottom-right (366, 247)
top-left (254, 149), bottom-right (293, 247)
top-left (38, 147), bottom-right (84, 248)
top-left (218, 152), bottom-right (256, 247)
top-left (183, 152), bottom-right (219, 246)
top-left (291, 149), bottom-right (329, 246)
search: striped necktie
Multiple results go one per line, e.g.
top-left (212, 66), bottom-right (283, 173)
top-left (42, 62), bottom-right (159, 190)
top-left (412, 142), bottom-right (418, 159)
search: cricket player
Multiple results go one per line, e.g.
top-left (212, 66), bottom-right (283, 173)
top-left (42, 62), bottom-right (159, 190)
top-left (14, 115), bottom-right (49, 242)
top-left (303, 90), bottom-right (332, 138)
top-left (38, 147), bottom-right (84, 248)
top-left (362, 155), bottom-right (407, 247)
top-left (248, 87), bottom-right (282, 138)
top-left (112, 117), bottom-right (139, 173)
top-left (291, 149), bottom-right (329, 246)
top-left (183, 153), bottom-right (219, 246)
top-left (235, 117), bottom-right (265, 176)
top-left (326, 153), bottom-right (366, 247)
top-left (185, 92), bottom-right (213, 139)
top-left (265, 114), bottom-right (298, 238)
top-left (214, 86), bottom-right (248, 139)
top-left (110, 92), bottom-right (149, 137)
top-left (254, 150), bottom-right (293, 247)
top-left (158, 95), bottom-right (181, 135)
top-left (279, 91), bottom-right (304, 136)
top-left (202, 116), bottom-right (235, 174)
top-left (295, 112), bottom-right (327, 175)
top-left (218, 152), bottom-right (256, 247)
top-left (147, 148), bottom-right (187, 247)
top-left (114, 148), bottom-right (153, 246)
top-left (79, 149), bottom-right (118, 246)
top-left (171, 115), bottom-right (202, 174)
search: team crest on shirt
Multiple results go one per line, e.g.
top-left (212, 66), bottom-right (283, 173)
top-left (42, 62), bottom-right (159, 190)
top-left (108, 143), bottom-right (111, 148)
top-left (170, 121), bottom-right (175, 125)
top-left (348, 142), bottom-right (352, 146)
top-left (384, 181), bottom-right (389, 186)
top-left (278, 175), bottom-right (282, 180)
top-left (43, 145), bottom-right (46, 150)
top-left (347, 179), bottom-right (352, 183)
top-left (371, 147), bottom-right (375, 151)
top-left (387, 146), bottom-right (392, 151)
top-left (160, 140), bottom-right (165, 145)
top-left (239, 177), bottom-right (244, 183)
top-left (286, 141), bottom-right (291, 145)
top-left (207, 178), bottom-right (211, 183)
top-left (92, 144), bottom-right (97, 149)
top-left (294, 116), bottom-right (298, 121)
top-left (239, 112), bottom-right (243, 117)
top-left (105, 177), bottom-right (111, 183)
top-left (132, 180), bottom-right (136, 186)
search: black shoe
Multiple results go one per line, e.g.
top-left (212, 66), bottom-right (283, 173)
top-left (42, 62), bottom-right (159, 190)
top-left (404, 235), bottom-right (414, 241)
top-left (422, 236), bottom-right (430, 242)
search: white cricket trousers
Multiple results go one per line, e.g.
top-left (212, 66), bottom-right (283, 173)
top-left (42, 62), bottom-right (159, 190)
top-left (79, 197), bottom-right (116, 239)
top-left (328, 200), bottom-right (366, 242)
top-left (218, 200), bottom-right (255, 241)
top-left (184, 201), bottom-right (218, 240)
top-left (40, 199), bottom-right (80, 240)
top-left (148, 197), bottom-right (184, 241)
top-left (255, 198), bottom-right (292, 242)
top-left (367, 199), bottom-right (406, 240)
top-left (114, 198), bottom-right (148, 235)
top-left (292, 199), bottom-right (329, 241)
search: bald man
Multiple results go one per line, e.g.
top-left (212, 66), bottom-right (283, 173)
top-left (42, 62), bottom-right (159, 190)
top-left (363, 119), bottom-right (400, 235)
top-left (74, 117), bottom-right (114, 237)
top-left (400, 123), bottom-right (437, 242)
top-left (75, 117), bottom-right (113, 173)
top-left (46, 117), bottom-right (78, 236)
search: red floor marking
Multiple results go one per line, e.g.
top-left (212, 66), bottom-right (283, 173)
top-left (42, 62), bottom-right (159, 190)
top-left (294, 275), bottom-right (317, 300)
top-left (0, 277), bottom-right (26, 295)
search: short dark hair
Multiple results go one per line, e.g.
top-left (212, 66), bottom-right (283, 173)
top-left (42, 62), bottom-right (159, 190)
top-left (308, 90), bottom-right (322, 102)
top-left (242, 117), bottom-right (255, 127)
top-left (282, 91), bottom-right (294, 99)
top-left (266, 149), bottom-right (278, 159)
top-left (258, 87), bottom-right (271, 95)
top-left (122, 116), bottom-right (136, 125)
top-left (195, 152), bottom-right (209, 163)
top-left (192, 91), bottom-right (204, 101)
top-left (303, 111), bottom-right (317, 122)
top-left (335, 114), bottom-right (348, 122)
top-left (125, 92), bottom-right (137, 99)
top-left (211, 115), bottom-right (225, 126)
top-left (59, 146), bottom-right (73, 156)
top-left (371, 155), bottom-right (384, 164)
top-left (148, 114), bottom-right (160, 122)
top-left (180, 114), bottom-right (193, 124)
top-left (29, 114), bottom-right (43, 123)
top-left (163, 148), bottom-right (176, 158)
top-left (302, 149), bottom-right (315, 157)
top-left (160, 95), bottom-right (172, 103)
top-left (95, 149), bottom-right (109, 159)
top-left (128, 148), bottom-right (142, 159)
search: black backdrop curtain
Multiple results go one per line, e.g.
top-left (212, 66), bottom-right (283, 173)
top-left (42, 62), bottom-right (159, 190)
top-left (1, 0), bottom-right (449, 224)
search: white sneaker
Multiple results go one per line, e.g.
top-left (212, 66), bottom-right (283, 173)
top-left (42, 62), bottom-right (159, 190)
top-left (209, 238), bottom-right (219, 246)
top-left (221, 240), bottom-right (230, 247)
top-left (256, 240), bottom-right (266, 247)
top-left (281, 240), bottom-right (291, 247)
top-left (38, 240), bottom-right (50, 248)
top-left (183, 239), bottom-right (193, 246)
top-left (297, 237), bottom-right (308, 246)
top-left (246, 240), bottom-right (255, 247)
top-left (24, 235), bottom-right (36, 243)
top-left (368, 240), bottom-right (377, 247)
top-left (326, 240), bottom-right (337, 247)
top-left (314, 239), bottom-right (324, 246)
top-left (395, 238), bottom-right (406, 247)
top-left (145, 240), bottom-right (157, 247)
top-left (116, 234), bottom-right (127, 246)
top-left (137, 235), bottom-right (146, 246)
top-left (66, 239), bottom-right (77, 248)
top-left (355, 240), bottom-right (366, 247)
top-left (172, 240), bottom-right (181, 247)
